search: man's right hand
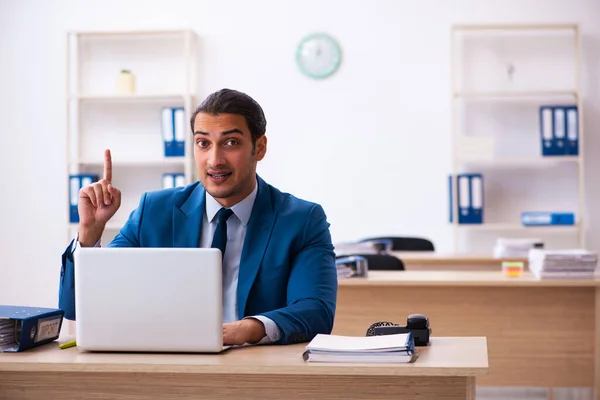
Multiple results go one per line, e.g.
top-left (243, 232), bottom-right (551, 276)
top-left (77, 149), bottom-right (122, 247)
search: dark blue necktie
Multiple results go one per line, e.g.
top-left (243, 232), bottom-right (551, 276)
top-left (211, 208), bottom-right (234, 259)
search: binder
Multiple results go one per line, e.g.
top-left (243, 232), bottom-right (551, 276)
top-left (174, 173), bottom-right (186, 187)
top-left (449, 173), bottom-right (484, 224)
top-left (540, 105), bottom-right (578, 156)
top-left (173, 107), bottom-right (186, 157)
top-left (521, 212), bottom-right (575, 226)
top-left (0, 305), bottom-right (64, 352)
top-left (161, 107), bottom-right (175, 157)
top-left (540, 106), bottom-right (556, 155)
top-left (565, 106), bottom-right (579, 155)
top-left (162, 173), bottom-right (186, 189)
top-left (69, 174), bottom-right (99, 223)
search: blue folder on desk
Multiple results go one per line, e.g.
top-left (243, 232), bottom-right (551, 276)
top-left (0, 306), bottom-right (64, 352)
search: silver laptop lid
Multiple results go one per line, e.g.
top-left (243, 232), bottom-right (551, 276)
top-left (74, 247), bottom-right (223, 353)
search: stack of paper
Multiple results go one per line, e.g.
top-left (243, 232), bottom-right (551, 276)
top-left (528, 249), bottom-right (598, 279)
top-left (334, 241), bottom-right (380, 258)
top-left (493, 238), bottom-right (544, 259)
top-left (302, 333), bottom-right (416, 363)
top-left (0, 319), bottom-right (19, 352)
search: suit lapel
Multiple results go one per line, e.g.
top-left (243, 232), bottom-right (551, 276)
top-left (237, 176), bottom-right (276, 319)
top-left (173, 183), bottom-right (206, 248)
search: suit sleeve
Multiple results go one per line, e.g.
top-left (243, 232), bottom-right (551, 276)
top-left (260, 204), bottom-right (338, 345)
top-left (58, 193), bottom-right (148, 320)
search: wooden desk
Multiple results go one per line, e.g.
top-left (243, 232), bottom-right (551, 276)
top-left (0, 337), bottom-right (488, 400)
top-left (392, 251), bottom-right (529, 271)
top-left (334, 270), bottom-right (600, 395)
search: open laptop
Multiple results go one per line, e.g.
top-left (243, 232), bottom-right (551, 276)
top-left (74, 247), bottom-right (226, 353)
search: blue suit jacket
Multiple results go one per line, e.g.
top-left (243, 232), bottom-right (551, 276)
top-left (59, 175), bottom-right (338, 345)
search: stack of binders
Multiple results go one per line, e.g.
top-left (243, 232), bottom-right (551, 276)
top-left (539, 105), bottom-right (579, 156)
top-left (335, 255), bottom-right (369, 279)
top-left (161, 107), bottom-right (186, 157)
top-left (528, 249), bottom-right (598, 279)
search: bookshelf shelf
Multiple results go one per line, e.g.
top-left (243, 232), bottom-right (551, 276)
top-left (73, 93), bottom-right (192, 103)
top-left (456, 156), bottom-right (581, 168)
top-left (454, 90), bottom-right (578, 99)
top-left (456, 223), bottom-right (580, 233)
top-left (450, 23), bottom-right (585, 252)
top-left (74, 158), bottom-right (187, 167)
top-left (66, 29), bottom-right (198, 244)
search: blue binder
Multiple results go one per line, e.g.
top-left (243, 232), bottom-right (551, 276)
top-left (69, 174), bottom-right (99, 223)
top-left (540, 105), bottom-right (577, 156)
top-left (161, 107), bottom-right (186, 157)
top-left (173, 107), bottom-right (186, 157)
top-left (565, 106), bottom-right (579, 155)
top-left (0, 305), bottom-right (64, 352)
top-left (161, 107), bottom-right (175, 157)
top-left (521, 212), bottom-right (575, 226)
top-left (449, 173), bottom-right (484, 224)
top-left (162, 173), bottom-right (186, 189)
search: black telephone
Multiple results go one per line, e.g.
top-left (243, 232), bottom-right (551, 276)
top-left (365, 314), bottom-right (431, 346)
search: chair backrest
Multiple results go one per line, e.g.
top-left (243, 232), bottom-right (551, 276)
top-left (360, 237), bottom-right (435, 252)
top-left (348, 253), bottom-right (405, 271)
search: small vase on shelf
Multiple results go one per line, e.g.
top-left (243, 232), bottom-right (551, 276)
top-left (116, 70), bottom-right (135, 95)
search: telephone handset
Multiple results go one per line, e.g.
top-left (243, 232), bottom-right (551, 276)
top-left (365, 314), bottom-right (431, 346)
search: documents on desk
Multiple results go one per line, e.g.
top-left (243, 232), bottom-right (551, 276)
top-left (493, 237), bottom-right (544, 259)
top-left (528, 249), bottom-right (598, 279)
top-left (302, 333), bottom-right (416, 363)
top-left (0, 305), bottom-right (64, 352)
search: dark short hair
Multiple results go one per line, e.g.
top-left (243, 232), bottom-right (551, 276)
top-left (190, 89), bottom-right (267, 143)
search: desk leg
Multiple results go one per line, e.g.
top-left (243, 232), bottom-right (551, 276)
top-left (595, 287), bottom-right (600, 400)
top-left (466, 377), bottom-right (476, 400)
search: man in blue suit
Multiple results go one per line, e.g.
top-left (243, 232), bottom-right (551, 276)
top-left (59, 89), bottom-right (338, 346)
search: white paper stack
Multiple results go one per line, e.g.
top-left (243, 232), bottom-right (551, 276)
top-left (302, 333), bottom-right (415, 363)
top-left (493, 238), bottom-right (544, 259)
top-left (528, 249), bottom-right (598, 279)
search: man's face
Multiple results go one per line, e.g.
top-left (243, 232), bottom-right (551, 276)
top-left (193, 112), bottom-right (266, 207)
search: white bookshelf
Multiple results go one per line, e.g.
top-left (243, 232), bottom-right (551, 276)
top-left (449, 23), bottom-right (585, 252)
top-left (66, 29), bottom-right (198, 245)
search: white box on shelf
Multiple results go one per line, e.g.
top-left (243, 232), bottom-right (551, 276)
top-left (457, 137), bottom-right (495, 160)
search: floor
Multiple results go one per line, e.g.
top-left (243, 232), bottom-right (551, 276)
top-left (476, 387), bottom-right (594, 400)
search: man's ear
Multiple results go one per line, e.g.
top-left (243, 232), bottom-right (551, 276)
top-left (255, 136), bottom-right (267, 161)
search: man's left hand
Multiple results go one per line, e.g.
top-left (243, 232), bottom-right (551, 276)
top-left (223, 318), bottom-right (266, 346)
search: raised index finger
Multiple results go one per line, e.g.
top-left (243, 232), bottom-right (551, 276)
top-left (103, 149), bottom-right (112, 183)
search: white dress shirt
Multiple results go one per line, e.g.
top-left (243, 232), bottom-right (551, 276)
top-left (199, 181), bottom-right (280, 344)
top-left (72, 180), bottom-right (281, 344)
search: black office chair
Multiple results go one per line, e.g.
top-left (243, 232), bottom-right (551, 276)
top-left (337, 253), bottom-right (405, 271)
top-left (359, 237), bottom-right (435, 252)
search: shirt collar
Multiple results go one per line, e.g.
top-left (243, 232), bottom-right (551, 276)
top-left (205, 178), bottom-right (258, 227)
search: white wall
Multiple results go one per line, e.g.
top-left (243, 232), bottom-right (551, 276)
top-left (1, 0), bottom-right (599, 307)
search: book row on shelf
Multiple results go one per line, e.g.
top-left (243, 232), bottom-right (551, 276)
top-left (450, 103), bottom-right (580, 226)
top-left (459, 103), bottom-right (580, 160)
top-left (447, 173), bottom-right (576, 226)
top-left (161, 106), bottom-right (187, 157)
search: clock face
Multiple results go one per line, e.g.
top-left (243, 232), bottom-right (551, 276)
top-left (296, 33), bottom-right (341, 79)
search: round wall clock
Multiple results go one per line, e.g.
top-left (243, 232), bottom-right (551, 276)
top-left (296, 33), bottom-right (342, 79)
